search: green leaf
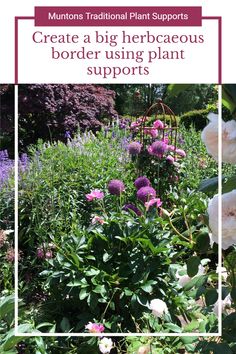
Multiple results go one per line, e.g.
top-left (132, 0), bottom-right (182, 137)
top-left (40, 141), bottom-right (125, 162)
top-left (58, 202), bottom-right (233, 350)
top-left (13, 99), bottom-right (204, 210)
top-left (196, 232), bottom-right (210, 253)
top-left (60, 317), bottom-right (71, 332)
top-left (223, 84), bottom-right (236, 114)
top-left (164, 323), bottom-right (182, 333)
top-left (0, 295), bottom-right (15, 320)
top-left (183, 275), bottom-right (208, 291)
top-left (222, 175), bottom-right (236, 193)
top-left (205, 288), bottom-right (218, 306)
top-left (3, 324), bottom-right (33, 351)
top-left (186, 256), bottom-right (201, 277)
top-left (79, 288), bottom-right (89, 300)
top-left (199, 176), bottom-right (220, 193)
top-left (167, 84), bottom-right (191, 96)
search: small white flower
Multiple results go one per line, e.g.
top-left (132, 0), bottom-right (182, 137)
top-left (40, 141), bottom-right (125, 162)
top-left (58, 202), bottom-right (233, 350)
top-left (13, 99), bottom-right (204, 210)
top-left (201, 114), bottom-right (236, 164)
top-left (216, 266), bottom-right (228, 281)
top-left (149, 299), bottom-right (168, 318)
top-left (213, 294), bottom-right (231, 315)
top-left (137, 345), bottom-right (150, 354)
top-left (177, 274), bottom-right (191, 287)
top-left (176, 264), bottom-right (205, 287)
top-left (208, 190), bottom-right (236, 249)
top-left (99, 337), bottom-right (113, 354)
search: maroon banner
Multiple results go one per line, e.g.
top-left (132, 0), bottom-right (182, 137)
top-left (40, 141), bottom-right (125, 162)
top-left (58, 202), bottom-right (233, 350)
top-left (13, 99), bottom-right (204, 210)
top-left (35, 7), bottom-right (202, 27)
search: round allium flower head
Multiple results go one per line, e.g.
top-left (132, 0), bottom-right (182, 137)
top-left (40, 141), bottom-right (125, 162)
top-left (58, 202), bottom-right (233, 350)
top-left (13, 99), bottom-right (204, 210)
top-left (108, 179), bottom-right (125, 195)
top-left (123, 203), bottom-right (142, 216)
top-left (208, 190), bottom-right (236, 249)
top-left (134, 176), bottom-right (151, 190)
top-left (149, 299), bottom-right (168, 318)
top-left (137, 186), bottom-right (156, 203)
top-left (148, 141), bottom-right (168, 158)
top-left (128, 141), bottom-right (142, 155)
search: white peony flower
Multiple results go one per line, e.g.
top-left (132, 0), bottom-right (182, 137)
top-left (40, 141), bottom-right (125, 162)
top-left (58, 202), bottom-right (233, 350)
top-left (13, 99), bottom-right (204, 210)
top-left (137, 345), bottom-right (150, 354)
top-left (208, 190), bottom-right (236, 249)
top-left (99, 338), bottom-right (113, 354)
top-left (213, 294), bottom-right (231, 315)
top-left (201, 113), bottom-right (236, 164)
top-left (149, 299), bottom-right (168, 318)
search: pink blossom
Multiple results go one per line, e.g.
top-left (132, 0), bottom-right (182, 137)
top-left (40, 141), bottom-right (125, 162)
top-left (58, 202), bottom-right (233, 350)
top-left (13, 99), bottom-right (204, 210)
top-left (150, 129), bottom-right (158, 138)
top-left (86, 189), bottom-right (104, 201)
top-left (166, 155), bottom-right (175, 164)
top-left (144, 128), bottom-right (158, 138)
top-left (153, 120), bottom-right (164, 129)
top-left (167, 145), bottom-right (176, 151)
top-left (175, 148), bottom-right (186, 157)
top-left (92, 216), bottom-right (105, 225)
top-left (85, 322), bottom-right (105, 333)
top-left (145, 198), bottom-right (162, 211)
top-left (130, 122), bottom-right (140, 129)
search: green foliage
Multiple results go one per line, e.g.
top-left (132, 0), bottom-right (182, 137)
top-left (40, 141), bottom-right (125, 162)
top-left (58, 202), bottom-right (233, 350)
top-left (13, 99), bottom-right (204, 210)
top-left (179, 105), bottom-right (218, 130)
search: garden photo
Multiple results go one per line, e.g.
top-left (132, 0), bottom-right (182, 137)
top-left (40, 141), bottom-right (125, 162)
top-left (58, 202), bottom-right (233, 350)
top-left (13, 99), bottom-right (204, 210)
top-left (0, 84), bottom-right (236, 352)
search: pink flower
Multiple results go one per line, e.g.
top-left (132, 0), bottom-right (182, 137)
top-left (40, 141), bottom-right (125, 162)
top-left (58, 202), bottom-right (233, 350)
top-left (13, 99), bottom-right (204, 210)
top-left (150, 129), bottom-right (158, 138)
top-left (86, 189), bottom-right (104, 201)
top-left (144, 128), bottom-right (158, 138)
top-left (166, 155), bottom-right (174, 164)
top-left (175, 148), bottom-right (186, 157)
top-left (85, 322), bottom-right (105, 333)
top-left (153, 120), bottom-right (164, 129)
top-left (92, 216), bottom-right (105, 225)
top-left (168, 145), bottom-right (176, 151)
top-left (130, 122), bottom-right (140, 129)
top-left (145, 198), bottom-right (162, 211)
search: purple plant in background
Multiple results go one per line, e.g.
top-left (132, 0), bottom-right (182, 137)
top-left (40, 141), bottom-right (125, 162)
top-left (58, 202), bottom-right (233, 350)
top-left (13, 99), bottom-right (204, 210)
top-left (108, 179), bottom-right (125, 196)
top-left (19, 153), bottom-right (29, 172)
top-left (0, 150), bottom-right (14, 188)
top-left (148, 141), bottom-right (168, 158)
top-left (137, 186), bottom-right (156, 203)
top-left (134, 176), bottom-right (151, 190)
top-left (123, 203), bottom-right (142, 216)
top-left (127, 142), bottom-right (142, 156)
top-left (65, 131), bottom-right (71, 139)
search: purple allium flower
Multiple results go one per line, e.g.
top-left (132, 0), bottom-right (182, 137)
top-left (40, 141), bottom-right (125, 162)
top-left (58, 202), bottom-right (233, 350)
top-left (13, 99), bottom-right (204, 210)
top-left (123, 203), bottom-right (142, 216)
top-left (137, 186), bottom-right (156, 203)
top-left (148, 141), bottom-right (168, 158)
top-left (128, 142), bottom-right (142, 155)
top-left (134, 176), bottom-right (151, 190)
top-left (108, 179), bottom-right (125, 195)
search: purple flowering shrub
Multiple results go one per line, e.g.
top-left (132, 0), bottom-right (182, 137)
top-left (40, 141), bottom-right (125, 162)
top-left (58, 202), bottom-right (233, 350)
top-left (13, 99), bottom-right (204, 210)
top-left (18, 84), bottom-right (118, 149)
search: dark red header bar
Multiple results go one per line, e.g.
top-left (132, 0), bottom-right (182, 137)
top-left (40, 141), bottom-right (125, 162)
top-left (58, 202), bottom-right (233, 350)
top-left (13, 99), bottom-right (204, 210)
top-left (35, 7), bottom-right (202, 27)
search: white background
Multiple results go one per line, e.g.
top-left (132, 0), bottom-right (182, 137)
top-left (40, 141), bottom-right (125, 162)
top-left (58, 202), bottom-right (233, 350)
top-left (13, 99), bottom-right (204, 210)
top-left (0, 0), bottom-right (235, 83)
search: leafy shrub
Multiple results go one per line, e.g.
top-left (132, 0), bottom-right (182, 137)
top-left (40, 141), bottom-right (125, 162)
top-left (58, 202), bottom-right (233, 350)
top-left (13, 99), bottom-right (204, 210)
top-left (180, 105), bottom-right (218, 130)
top-left (18, 84), bottom-right (118, 150)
